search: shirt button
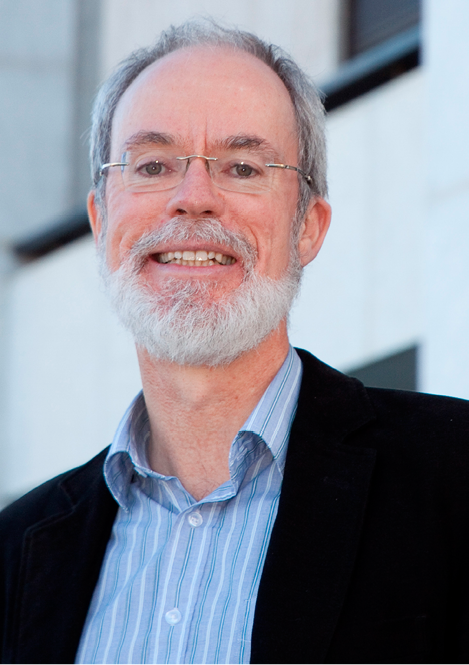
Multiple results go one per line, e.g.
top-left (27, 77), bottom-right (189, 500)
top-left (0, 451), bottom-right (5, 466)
top-left (165, 608), bottom-right (182, 625)
top-left (187, 511), bottom-right (203, 527)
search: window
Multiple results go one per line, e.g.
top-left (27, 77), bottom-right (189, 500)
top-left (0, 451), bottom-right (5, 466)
top-left (346, 0), bottom-right (421, 58)
top-left (347, 346), bottom-right (418, 391)
top-left (323, 0), bottom-right (421, 111)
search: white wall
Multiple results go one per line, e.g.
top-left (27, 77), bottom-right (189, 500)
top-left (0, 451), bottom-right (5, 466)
top-left (421, 0), bottom-right (469, 399)
top-left (3, 237), bottom-right (141, 502)
top-left (0, 0), bottom-right (76, 239)
top-left (290, 68), bottom-right (425, 372)
top-left (98, 0), bottom-right (341, 83)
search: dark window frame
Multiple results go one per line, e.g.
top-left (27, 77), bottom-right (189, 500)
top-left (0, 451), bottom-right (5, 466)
top-left (322, 24), bottom-right (420, 112)
top-left (13, 209), bottom-right (91, 262)
top-left (347, 345), bottom-right (418, 391)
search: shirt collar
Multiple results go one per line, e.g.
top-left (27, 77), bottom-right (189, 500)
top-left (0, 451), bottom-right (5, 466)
top-left (104, 346), bottom-right (302, 510)
top-left (103, 392), bottom-right (149, 509)
top-left (237, 345), bottom-right (302, 474)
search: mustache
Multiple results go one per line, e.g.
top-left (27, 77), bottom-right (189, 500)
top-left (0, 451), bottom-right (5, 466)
top-left (126, 217), bottom-right (257, 273)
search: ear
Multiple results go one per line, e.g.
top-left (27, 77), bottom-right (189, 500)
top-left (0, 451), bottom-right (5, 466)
top-left (297, 196), bottom-right (331, 267)
top-left (87, 190), bottom-right (103, 247)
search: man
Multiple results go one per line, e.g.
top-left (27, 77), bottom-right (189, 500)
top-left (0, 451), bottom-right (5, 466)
top-left (1, 20), bottom-right (469, 665)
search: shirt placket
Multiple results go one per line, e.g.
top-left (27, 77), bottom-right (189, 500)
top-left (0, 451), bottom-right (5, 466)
top-left (148, 487), bottom-right (220, 664)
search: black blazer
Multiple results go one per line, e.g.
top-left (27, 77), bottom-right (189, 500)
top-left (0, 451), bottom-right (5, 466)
top-left (2, 349), bottom-right (469, 664)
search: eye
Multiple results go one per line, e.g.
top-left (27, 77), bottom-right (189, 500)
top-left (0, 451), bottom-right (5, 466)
top-left (142, 161), bottom-right (163, 176)
top-left (234, 162), bottom-right (254, 177)
top-left (133, 156), bottom-right (174, 178)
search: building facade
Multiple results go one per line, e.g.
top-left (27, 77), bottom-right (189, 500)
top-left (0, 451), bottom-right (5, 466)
top-left (1, 0), bottom-right (468, 505)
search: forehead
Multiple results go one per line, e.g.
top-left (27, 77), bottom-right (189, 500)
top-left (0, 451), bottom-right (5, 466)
top-left (111, 46), bottom-right (298, 159)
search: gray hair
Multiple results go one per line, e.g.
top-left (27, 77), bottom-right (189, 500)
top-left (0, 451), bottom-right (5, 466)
top-left (90, 19), bottom-right (328, 222)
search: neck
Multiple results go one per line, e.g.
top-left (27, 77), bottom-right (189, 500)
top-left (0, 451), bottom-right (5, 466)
top-left (137, 322), bottom-right (290, 501)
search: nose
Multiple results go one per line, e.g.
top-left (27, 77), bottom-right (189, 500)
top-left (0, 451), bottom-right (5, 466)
top-left (166, 156), bottom-right (224, 218)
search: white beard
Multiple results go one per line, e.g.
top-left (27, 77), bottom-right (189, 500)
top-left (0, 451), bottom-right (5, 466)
top-left (99, 218), bottom-right (302, 367)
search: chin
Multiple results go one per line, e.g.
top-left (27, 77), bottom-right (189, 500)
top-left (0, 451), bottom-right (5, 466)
top-left (97, 216), bottom-right (302, 366)
top-left (102, 257), bottom-right (302, 367)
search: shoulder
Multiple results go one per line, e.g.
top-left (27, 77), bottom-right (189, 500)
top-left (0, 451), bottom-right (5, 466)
top-left (352, 388), bottom-right (469, 462)
top-left (354, 388), bottom-right (469, 490)
top-left (0, 447), bottom-right (110, 553)
top-left (363, 384), bottom-right (469, 430)
top-left (296, 347), bottom-right (469, 428)
top-left (366, 383), bottom-right (469, 417)
top-left (295, 347), bottom-right (469, 458)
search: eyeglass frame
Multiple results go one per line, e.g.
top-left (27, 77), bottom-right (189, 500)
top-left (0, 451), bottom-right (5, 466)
top-left (99, 153), bottom-right (313, 189)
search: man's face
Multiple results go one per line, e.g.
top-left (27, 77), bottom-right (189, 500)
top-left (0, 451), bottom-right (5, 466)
top-left (89, 45), bottom-right (330, 365)
top-left (99, 45), bottom-right (303, 295)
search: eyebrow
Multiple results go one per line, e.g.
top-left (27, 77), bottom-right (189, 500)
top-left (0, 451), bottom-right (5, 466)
top-left (122, 131), bottom-right (280, 160)
top-left (123, 131), bottom-right (176, 150)
top-left (214, 135), bottom-right (279, 160)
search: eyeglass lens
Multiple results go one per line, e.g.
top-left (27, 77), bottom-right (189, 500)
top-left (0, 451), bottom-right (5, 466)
top-left (119, 149), bottom-right (295, 194)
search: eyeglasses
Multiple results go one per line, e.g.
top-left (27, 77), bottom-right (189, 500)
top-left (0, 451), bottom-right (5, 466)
top-left (99, 149), bottom-right (312, 194)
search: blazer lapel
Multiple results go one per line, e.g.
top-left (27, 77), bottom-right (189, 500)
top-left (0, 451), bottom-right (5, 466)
top-left (10, 450), bottom-right (117, 665)
top-left (251, 350), bottom-right (377, 664)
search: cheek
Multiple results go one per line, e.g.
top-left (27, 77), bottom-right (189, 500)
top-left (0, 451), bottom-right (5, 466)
top-left (242, 197), bottom-right (296, 275)
top-left (104, 194), bottom-right (167, 269)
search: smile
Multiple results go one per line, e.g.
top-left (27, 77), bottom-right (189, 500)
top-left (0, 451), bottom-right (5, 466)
top-left (155, 250), bottom-right (236, 266)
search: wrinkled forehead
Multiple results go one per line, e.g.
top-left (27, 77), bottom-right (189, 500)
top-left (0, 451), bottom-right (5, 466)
top-left (111, 45), bottom-right (299, 162)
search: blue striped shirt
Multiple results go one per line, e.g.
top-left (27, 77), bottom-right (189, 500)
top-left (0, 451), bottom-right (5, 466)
top-left (76, 347), bottom-right (302, 664)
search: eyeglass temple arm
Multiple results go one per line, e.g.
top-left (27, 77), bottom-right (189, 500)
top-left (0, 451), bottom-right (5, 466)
top-left (265, 163), bottom-right (312, 185)
top-left (99, 161), bottom-right (129, 177)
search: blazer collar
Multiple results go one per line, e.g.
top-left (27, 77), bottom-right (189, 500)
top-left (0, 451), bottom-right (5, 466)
top-left (251, 349), bottom-right (377, 664)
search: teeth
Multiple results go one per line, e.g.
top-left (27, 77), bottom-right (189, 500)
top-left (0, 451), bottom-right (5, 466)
top-left (156, 250), bottom-right (236, 266)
